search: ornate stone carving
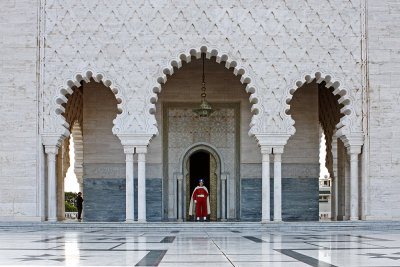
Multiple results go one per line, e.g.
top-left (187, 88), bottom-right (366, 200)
top-left (41, 0), bottom-right (364, 146)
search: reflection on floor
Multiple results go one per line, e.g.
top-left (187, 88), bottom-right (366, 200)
top-left (1, 227), bottom-right (400, 266)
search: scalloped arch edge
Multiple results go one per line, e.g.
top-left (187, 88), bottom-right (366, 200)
top-left (282, 70), bottom-right (362, 146)
top-left (45, 69), bottom-right (128, 145)
top-left (147, 45), bottom-right (263, 137)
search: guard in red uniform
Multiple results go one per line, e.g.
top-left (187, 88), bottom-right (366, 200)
top-left (189, 179), bottom-right (210, 221)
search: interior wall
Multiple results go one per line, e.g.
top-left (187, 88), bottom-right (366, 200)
top-left (82, 82), bottom-right (127, 221)
top-left (83, 82), bottom-right (123, 168)
top-left (285, 82), bottom-right (320, 176)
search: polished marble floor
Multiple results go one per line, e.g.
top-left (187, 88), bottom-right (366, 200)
top-left (1, 227), bottom-right (400, 266)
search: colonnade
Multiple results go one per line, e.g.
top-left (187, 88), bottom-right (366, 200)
top-left (43, 134), bottom-right (150, 223)
top-left (260, 145), bottom-right (284, 222)
top-left (122, 145), bottom-right (148, 222)
top-left (43, 137), bottom-right (362, 222)
top-left (260, 143), bottom-right (362, 222)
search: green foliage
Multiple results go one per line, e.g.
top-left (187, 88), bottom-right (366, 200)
top-left (65, 201), bottom-right (78, 212)
top-left (65, 192), bottom-right (77, 206)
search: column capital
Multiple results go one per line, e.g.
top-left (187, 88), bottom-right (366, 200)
top-left (44, 145), bottom-right (59, 156)
top-left (254, 134), bottom-right (290, 148)
top-left (340, 133), bottom-right (364, 148)
top-left (273, 146), bottom-right (284, 154)
top-left (136, 146), bottom-right (148, 154)
top-left (347, 145), bottom-right (362, 155)
top-left (123, 145), bottom-right (135, 154)
top-left (42, 134), bottom-right (63, 153)
top-left (260, 145), bottom-right (272, 155)
top-left (117, 133), bottom-right (153, 147)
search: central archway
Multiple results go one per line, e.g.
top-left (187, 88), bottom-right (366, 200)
top-left (179, 143), bottom-right (226, 221)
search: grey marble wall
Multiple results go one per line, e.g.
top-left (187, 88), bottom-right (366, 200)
top-left (241, 178), bottom-right (319, 221)
top-left (240, 163), bottom-right (319, 179)
top-left (83, 178), bottom-right (162, 222)
top-left (83, 163), bottom-right (162, 179)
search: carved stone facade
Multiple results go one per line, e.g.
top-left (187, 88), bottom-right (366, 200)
top-left (41, 0), bottom-right (364, 147)
top-left (4, 0), bottom-right (400, 221)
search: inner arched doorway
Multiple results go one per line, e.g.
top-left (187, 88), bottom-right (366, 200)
top-left (186, 150), bottom-right (218, 221)
top-left (179, 143), bottom-right (225, 221)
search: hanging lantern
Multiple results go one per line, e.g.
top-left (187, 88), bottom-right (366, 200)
top-left (193, 53), bottom-right (214, 117)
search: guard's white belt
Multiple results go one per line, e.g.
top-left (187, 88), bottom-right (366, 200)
top-left (197, 194), bottom-right (205, 197)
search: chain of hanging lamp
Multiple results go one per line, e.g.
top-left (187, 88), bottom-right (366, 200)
top-left (193, 53), bottom-right (215, 117)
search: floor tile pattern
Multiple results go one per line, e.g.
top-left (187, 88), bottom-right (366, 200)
top-left (1, 227), bottom-right (400, 266)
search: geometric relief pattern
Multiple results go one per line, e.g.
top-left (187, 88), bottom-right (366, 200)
top-left (168, 107), bottom-right (235, 177)
top-left (41, 0), bottom-right (364, 144)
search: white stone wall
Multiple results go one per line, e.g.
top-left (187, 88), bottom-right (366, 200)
top-left (367, 0), bottom-right (400, 220)
top-left (0, 1), bottom-right (40, 220)
top-left (285, 83), bottom-right (319, 166)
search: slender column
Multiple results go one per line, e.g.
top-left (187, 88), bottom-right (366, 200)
top-left (273, 147), bottom-right (283, 222)
top-left (45, 145), bottom-right (58, 222)
top-left (261, 146), bottom-right (272, 222)
top-left (221, 174), bottom-right (227, 221)
top-left (344, 153), bottom-right (350, 220)
top-left (360, 145), bottom-right (367, 220)
top-left (332, 176), bottom-right (338, 221)
top-left (177, 173), bottom-right (183, 222)
top-left (137, 147), bottom-right (147, 222)
top-left (124, 147), bottom-right (135, 222)
top-left (349, 146), bottom-right (361, 221)
top-left (331, 136), bottom-right (339, 221)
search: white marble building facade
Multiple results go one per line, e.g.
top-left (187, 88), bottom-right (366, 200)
top-left (0, 0), bottom-right (398, 221)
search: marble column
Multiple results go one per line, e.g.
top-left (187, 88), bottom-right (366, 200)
top-left (221, 173), bottom-right (227, 221)
top-left (177, 173), bottom-right (183, 222)
top-left (137, 147), bottom-right (147, 222)
top-left (45, 145), bottom-right (58, 222)
top-left (344, 153), bottom-right (350, 220)
top-left (124, 146), bottom-right (135, 222)
top-left (349, 145), bottom-right (361, 221)
top-left (261, 146), bottom-right (272, 223)
top-left (273, 147), bottom-right (283, 222)
top-left (332, 176), bottom-right (338, 221)
top-left (331, 136), bottom-right (339, 221)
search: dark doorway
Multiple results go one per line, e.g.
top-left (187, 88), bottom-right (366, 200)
top-left (189, 151), bottom-right (210, 197)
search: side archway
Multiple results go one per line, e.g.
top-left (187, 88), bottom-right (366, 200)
top-left (282, 71), bottom-right (360, 144)
top-left (44, 69), bottom-right (128, 143)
